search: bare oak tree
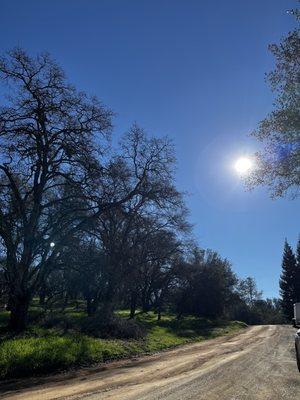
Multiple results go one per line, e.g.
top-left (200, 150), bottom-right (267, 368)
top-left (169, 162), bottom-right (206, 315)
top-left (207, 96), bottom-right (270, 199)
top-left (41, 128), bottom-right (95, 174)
top-left (0, 49), bottom-right (178, 331)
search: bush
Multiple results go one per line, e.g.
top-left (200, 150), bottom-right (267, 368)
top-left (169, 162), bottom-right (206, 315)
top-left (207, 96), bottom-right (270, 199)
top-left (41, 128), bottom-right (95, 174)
top-left (40, 313), bottom-right (73, 330)
top-left (81, 313), bottom-right (146, 339)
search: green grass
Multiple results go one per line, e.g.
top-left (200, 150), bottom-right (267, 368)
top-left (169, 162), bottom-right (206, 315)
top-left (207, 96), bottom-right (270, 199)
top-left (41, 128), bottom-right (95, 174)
top-left (0, 309), bottom-right (247, 380)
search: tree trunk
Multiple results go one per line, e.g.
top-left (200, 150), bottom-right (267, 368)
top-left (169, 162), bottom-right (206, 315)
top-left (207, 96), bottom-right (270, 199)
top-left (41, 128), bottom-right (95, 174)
top-left (60, 293), bottom-right (68, 312)
top-left (157, 307), bottom-right (161, 321)
top-left (176, 312), bottom-right (183, 320)
top-left (39, 286), bottom-right (46, 306)
top-left (9, 294), bottom-right (30, 332)
top-left (86, 296), bottom-right (97, 316)
top-left (157, 298), bottom-right (162, 321)
top-left (141, 291), bottom-right (151, 313)
top-left (129, 292), bottom-right (137, 319)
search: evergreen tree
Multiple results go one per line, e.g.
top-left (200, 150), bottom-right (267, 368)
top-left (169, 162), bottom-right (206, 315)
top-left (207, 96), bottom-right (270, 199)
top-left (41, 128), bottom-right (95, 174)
top-left (279, 240), bottom-right (297, 320)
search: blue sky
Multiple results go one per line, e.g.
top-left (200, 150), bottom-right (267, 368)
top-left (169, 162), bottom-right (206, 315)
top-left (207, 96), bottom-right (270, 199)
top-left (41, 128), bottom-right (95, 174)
top-left (1, 0), bottom-right (299, 298)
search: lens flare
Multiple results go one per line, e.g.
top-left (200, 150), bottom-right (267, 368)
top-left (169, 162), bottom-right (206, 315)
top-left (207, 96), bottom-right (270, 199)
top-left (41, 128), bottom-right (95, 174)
top-left (234, 157), bottom-right (252, 175)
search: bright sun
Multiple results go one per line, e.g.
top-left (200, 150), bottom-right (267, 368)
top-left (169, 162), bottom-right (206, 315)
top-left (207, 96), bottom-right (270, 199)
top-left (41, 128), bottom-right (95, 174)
top-left (234, 157), bottom-right (253, 175)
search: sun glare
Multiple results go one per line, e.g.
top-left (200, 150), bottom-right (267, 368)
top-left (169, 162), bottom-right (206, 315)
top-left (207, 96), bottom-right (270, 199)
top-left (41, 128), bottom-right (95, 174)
top-left (234, 157), bottom-right (253, 175)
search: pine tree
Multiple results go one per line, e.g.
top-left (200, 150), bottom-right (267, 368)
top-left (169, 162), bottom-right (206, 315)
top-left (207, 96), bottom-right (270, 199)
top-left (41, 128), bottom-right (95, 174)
top-left (279, 240), bottom-right (297, 320)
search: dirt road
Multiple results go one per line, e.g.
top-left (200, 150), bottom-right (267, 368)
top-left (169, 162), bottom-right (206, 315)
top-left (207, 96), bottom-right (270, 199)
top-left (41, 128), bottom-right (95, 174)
top-left (1, 325), bottom-right (300, 400)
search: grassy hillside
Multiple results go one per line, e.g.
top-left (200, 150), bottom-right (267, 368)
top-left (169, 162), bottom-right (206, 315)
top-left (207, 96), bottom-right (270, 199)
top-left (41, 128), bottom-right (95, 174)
top-left (0, 308), bottom-right (247, 380)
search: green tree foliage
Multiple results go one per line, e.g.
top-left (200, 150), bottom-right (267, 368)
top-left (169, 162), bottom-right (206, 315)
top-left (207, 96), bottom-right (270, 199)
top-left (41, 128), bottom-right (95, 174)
top-left (237, 277), bottom-right (262, 306)
top-left (232, 298), bottom-right (284, 325)
top-left (279, 240), bottom-right (298, 320)
top-left (174, 249), bottom-right (238, 319)
top-left (231, 279), bottom-right (284, 325)
top-left (248, 9), bottom-right (300, 198)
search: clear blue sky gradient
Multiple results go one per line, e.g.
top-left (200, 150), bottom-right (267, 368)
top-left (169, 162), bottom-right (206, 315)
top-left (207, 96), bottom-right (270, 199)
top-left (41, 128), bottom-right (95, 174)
top-left (1, 0), bottom-right (299, 298)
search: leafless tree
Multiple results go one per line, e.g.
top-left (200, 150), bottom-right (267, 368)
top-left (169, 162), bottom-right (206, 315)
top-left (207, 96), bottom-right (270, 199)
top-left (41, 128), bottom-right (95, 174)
top-left (0, 49), bottom-right (181, 331)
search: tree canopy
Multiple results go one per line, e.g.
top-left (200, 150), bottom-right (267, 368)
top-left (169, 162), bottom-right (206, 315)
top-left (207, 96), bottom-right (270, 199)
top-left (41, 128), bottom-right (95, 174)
top-left (247, 9), bottom-right (300, 198)
top-left (0, 49), bottom-right (187, 330)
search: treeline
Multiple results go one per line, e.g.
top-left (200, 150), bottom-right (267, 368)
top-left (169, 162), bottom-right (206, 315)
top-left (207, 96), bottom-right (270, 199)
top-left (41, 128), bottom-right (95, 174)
top-left (280, 238), bottom-right (300, 321)
top-left (0, 49), bottom-right (283, 333)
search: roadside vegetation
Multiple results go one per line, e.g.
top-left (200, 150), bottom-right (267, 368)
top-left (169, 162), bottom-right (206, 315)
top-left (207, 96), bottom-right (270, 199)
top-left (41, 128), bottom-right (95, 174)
top-left (0, 305), bottom-right (246, 380)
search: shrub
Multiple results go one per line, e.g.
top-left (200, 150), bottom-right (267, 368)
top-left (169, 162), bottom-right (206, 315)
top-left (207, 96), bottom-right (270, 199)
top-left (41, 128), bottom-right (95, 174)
top-left (81, 314), bottom-right (146, 339)
top-left (40, 313), bottom-right (72, 330)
